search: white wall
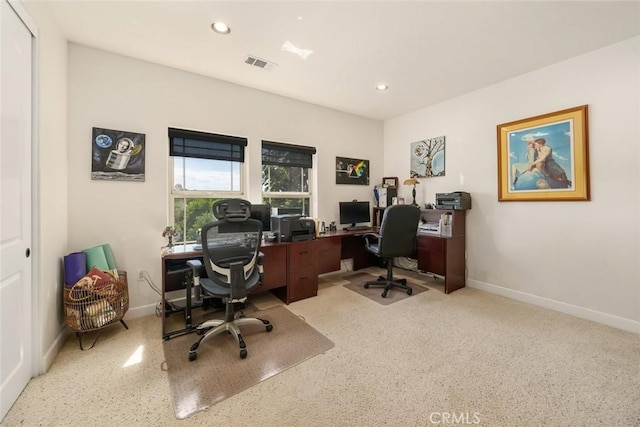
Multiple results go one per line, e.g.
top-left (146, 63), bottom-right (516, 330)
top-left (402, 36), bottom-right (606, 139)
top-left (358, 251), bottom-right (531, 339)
top-left (21, 0), bottom-right (69, 372)
top-left (384, 37), bottom-right (640, 332)
top-left (12, 5), bottom-right (637, 382)
top-left (67, 44), bottom-right (383, 317)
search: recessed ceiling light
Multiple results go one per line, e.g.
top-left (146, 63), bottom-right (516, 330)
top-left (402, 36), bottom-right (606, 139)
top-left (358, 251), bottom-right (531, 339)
top-left (376, 84), bottom-right (388, 91)
top-left (211, 22), bottom-right (231, 35)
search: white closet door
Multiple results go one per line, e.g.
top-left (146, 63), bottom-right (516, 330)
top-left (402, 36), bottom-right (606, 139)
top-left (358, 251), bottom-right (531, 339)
top-left (0, 0), bottom-right (33, 420)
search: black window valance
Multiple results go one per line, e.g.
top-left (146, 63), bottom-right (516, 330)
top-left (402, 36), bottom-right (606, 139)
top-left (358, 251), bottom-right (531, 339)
top-left (169, 127), bottom-right (247, 162)
top-left (262, 140), bottom-right (316, 168)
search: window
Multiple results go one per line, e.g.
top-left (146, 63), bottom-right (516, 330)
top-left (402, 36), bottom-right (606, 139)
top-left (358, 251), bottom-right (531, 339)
top-left (262, 140), bottom-right (316, 216)
top-left (169, 128), bottom-right (246, 244)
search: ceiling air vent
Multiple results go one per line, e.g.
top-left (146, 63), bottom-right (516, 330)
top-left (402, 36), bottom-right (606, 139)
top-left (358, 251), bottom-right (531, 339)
top-left (245, 55), bottom-right (277, 70)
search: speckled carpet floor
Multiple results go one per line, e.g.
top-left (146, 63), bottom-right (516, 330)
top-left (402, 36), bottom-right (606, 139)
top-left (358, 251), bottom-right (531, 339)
top-left (2, 267), bottom-right (639, 426)
top-left (162, 305), bottom-right (334, 419)
top-left (342, 271), bottom-right (429, 304)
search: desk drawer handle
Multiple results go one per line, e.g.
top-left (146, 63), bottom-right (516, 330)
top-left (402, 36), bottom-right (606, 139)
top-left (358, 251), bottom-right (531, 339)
top-left (299, 251), bottom-right (308, 255)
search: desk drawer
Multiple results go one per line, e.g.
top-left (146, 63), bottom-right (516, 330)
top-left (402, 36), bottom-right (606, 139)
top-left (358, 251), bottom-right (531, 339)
top-left (317, 237), bottom-right (341, 274)
top-left (417, 251), bottom-right (445, 276)
top-left (418, 235), bottom-right (445, 252)
top-left (288, 241), bottom-right (318, 267)
top-left (287, 241), bottom-right (318, 302)
top-left (260, 245), bottom-right (287, 291)
top-left (289, 266), bottom-right (318, 302)
top-left (417, 236), bottom-right (446, 275)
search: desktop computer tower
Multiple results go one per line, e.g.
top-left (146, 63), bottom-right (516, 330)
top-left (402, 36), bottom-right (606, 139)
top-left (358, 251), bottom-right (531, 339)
top-left (378, 187), bottom-right (397, 208)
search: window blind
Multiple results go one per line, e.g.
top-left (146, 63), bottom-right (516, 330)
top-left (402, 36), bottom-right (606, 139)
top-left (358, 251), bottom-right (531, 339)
top-left (262, 140), bottom-right (316, 168)
top-left (169, 127), bottom-right (247, 162)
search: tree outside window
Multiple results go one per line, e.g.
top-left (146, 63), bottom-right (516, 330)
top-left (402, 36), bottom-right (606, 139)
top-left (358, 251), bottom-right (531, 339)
top-left (262, 141), bottom-right (315, 217)
top-left (169, 128), bottom-right (246, 245)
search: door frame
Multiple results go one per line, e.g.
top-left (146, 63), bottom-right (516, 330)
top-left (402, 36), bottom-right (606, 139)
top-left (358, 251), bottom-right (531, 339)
top-left (7, 0), bottom-right (40, 376)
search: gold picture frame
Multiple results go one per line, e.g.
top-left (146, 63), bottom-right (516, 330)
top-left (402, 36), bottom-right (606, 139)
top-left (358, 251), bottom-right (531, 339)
top-left (382, 176), bottom-right (398, 188)
top-left (497, 105), bottom-right (590, 202)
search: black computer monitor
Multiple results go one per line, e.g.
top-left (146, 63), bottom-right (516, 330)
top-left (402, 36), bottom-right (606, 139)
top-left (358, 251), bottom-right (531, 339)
top-left (250, 204), bottom-right (271, 232)
top-left (339, 201), bottom-right (370, 228)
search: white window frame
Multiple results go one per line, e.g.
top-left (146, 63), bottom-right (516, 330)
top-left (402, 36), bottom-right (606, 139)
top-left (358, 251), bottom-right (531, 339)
top-left (261, 141), bottom-right (316, 216)
top-left (169, 159), bottom-right (245, 241)
top-left (168, 127), bottom-right (247, 244)
top-left (263, 178), bottom-right (311, 215)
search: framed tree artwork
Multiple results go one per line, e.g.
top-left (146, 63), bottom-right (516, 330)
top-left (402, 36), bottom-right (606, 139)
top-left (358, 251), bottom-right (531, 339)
top-left (410, 136), bottom-right (445, 178)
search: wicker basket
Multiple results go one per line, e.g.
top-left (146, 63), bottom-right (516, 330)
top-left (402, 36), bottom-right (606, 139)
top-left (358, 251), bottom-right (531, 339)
top-left (64, 271), bottom-right (129, 332)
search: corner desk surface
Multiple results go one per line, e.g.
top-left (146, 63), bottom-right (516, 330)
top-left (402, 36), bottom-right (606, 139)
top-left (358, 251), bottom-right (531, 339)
top-left (162, 208), bottom-right (466, 305)
top-left (160, 212), bottom-right (465, 339)
top-left (161, 229), bottom-right (382, 305)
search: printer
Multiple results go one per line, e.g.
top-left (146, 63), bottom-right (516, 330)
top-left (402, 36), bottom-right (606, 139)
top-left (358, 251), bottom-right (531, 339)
top-left (271, 214), bottom-right (316, 242)
top-left (435, 192), bottom-right (472, 210)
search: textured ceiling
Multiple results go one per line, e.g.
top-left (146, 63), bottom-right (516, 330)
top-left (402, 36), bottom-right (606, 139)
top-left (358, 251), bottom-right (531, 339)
top-left (45, 1), bottom-right (640, 120)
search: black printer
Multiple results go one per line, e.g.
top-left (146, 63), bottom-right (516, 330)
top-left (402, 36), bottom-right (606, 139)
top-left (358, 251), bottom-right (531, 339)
top-left (271, 214), bottom-right (316, 242)
top-left (435, 192), bottom-right (471, 210)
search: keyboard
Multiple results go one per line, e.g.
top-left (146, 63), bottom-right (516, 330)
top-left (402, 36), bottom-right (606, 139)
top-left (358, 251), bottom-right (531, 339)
top-left (345, 225), bottom-right (371, 231)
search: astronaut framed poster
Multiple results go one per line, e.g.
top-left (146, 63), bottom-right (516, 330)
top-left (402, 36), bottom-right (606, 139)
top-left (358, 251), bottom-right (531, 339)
top-left (91, 127), bottom-right (145, 181)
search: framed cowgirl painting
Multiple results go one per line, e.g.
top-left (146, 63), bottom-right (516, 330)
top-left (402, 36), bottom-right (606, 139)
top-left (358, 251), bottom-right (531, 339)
top-left (497, 105), bottom-right (590, 202)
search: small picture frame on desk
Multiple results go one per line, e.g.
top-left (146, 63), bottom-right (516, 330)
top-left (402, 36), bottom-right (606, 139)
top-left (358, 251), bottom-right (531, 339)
top-left (382, 176), bottom-right (398, 188)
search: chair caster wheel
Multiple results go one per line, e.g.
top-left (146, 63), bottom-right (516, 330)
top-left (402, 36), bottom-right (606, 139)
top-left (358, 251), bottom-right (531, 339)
top-left (381, 291), bottom-right (388, 298)
top-left (240, 349), bottom-right (248, 359)
top-left (189, 352), bottom-right (197, 362)
top-left (364, 284), bottom-right (370, 289)
top-left (196, 329), bottom-right (205, 335)
top-left (407, 288), bottom-right (413, 296)
top-left (266, 324), bottom-right (273, 332)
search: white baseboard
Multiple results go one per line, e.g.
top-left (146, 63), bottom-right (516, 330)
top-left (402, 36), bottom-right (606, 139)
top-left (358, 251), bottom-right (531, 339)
top-left (38, 305), bottom-right (157, 376)
top-left (123, 280), bottom-right (640, 334)
top-left (39, 326), bottom-right (69, 374)
top-left (124, 303), bottom-right (158, 320)
top-left (467, 279), bottom-right (640, 334)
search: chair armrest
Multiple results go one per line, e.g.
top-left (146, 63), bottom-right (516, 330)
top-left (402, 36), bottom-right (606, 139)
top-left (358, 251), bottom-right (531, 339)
top-left (186, 259), bottom-right (205, 300)
top-left (257, 251), bottom-right (264, 283)
top-left (186, 259), bottom-right (203, 278)
top-left (362, 233), bottom-right (380, 249)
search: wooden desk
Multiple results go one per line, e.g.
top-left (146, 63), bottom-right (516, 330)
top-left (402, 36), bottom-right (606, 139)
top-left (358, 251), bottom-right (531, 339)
top-left (271, 240), bottom-right (318, 304)
top-left (161, 242), bottom-right (288, 293)
top-left (370, 207), bottom-right (467, 294)
top-left (161, 242), bottom-right (289, 339)
top-left (160, 231), bottom-right (377, 337)
top-left (416, 209), bottom-right (466, 294)
top-left (160, 217), bottom-right (465, 338)
top-left (316, 229), bottom-right (379, 272)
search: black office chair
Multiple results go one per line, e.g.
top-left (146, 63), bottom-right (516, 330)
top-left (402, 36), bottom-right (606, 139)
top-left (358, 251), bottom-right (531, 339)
top-left (363, 204), bottom-right (421, 298)
top-left (186, 199), bottom-right (273, 361)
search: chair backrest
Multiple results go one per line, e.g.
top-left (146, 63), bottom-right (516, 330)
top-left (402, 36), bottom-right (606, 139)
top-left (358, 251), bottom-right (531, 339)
top-left (377, 204), bottom-right (421, 257)
top-left (212, 198), bottom-right (252, 221)
top-left (201, 199), bottom-right (263, 298)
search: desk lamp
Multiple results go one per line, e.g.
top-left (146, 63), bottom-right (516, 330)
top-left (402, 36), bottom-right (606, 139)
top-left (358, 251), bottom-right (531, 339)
top-left (403, 178), bottom-right (420, 206)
